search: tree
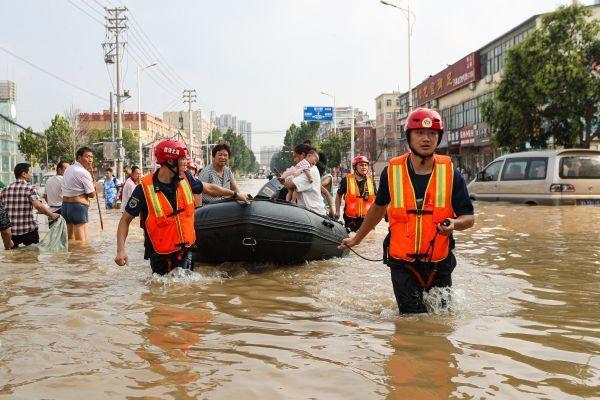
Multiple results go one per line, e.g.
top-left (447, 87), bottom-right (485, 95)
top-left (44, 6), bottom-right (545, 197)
top-left (18, 127), bottom-right (47, 167)
top-left (319, 130), bottom-right (350, 169)
top-left (482, 4), bottom-right (600, 151)
top-left (44, 115), bottom-right (74, 164)
top-left (64, 105), bottom-right (88, 160)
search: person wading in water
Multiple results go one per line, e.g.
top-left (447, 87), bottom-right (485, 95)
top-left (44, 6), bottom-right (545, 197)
top-left (340, 108), bottom-right (475, 313)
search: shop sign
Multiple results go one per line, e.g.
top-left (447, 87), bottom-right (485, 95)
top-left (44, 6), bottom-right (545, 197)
top-left (447, 130), bottom-right (461, 146)
top-left (415, 52), bottom-right (481, 106)
top-left (460, 125), bottom-right (476, 147)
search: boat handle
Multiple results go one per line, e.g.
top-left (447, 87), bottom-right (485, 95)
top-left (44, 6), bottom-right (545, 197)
top-left (242, 237), bottom-right (257, 246)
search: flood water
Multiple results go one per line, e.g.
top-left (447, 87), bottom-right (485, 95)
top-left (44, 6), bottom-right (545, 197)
top-left (1, 178), bottom-right (599, 399)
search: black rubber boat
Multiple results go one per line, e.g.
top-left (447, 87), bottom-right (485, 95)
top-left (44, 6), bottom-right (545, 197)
top-left (194, 178), bottom-right (349, 264)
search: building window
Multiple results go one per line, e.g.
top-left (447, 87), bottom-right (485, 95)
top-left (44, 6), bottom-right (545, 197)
top-left (396, 124), bottom-right (402, 131)
top-left (386, 99), bottom-right (392, 106)
top-left (395, 98), bottom-right (400, 106)
top-left (385, 112), bottom-right (392, 120)
top-left (386, 124), bottom-right (392, 132)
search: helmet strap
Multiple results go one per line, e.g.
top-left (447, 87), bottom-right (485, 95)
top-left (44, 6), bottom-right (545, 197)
top-left (165, 160), bottom-right (182, 183)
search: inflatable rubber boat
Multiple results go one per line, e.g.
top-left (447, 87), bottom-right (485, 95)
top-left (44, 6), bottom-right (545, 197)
top-left (194, 179), bottom-right (349, 264)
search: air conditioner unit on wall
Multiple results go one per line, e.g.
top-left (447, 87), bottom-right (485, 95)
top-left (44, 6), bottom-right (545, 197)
top-left (431, 99), bottom-right (438, 108)
top-left (468, 82), bottom-right (476, 90)
top-left (484, 75), bottom-right (493, 84)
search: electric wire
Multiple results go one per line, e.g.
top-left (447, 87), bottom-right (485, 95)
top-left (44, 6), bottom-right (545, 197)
top-left (0, 46), bottom-right (107, 101)
top-left (0, 113), bottom-right (46, 138)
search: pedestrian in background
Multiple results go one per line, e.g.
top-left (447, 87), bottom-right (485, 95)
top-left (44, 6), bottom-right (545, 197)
top-left (100, 168), bottom-right (121, 209)
top-left (121, 165), bottom-right (140, 211)
top-left (43, 160), bottom-right (70, 217)
top-left (61, 146), bottom-right (96, 241)
top-left (0, 163), bottom-right (60, 248)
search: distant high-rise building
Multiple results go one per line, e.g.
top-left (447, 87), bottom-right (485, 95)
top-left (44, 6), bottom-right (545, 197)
top-left (259, 145), bottom-right (281, 170)
top-left (0, 81), bottom-right (20, 185)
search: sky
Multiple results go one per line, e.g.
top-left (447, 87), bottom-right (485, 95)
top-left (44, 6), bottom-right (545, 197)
top-left (1, 0), bottom-right (590, 153)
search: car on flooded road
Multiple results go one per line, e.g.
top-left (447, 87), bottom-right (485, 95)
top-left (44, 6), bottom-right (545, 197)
top-left (467, 149), bottom-right (600, 205)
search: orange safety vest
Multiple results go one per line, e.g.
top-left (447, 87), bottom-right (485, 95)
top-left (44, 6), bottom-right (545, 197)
top-left (140, 173), bottom-right (196, 254)
top-left (387, 153), bottom-right (454, 263)
top-left (344, 173), bottom-right (375, 218)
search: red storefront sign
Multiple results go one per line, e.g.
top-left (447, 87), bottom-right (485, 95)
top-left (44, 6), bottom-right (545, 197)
top-left (416, 52), bottom-right (480, 106)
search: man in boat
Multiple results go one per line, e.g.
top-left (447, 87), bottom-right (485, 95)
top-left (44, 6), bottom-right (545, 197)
top-left (339, 108), bottom-right (475, 313)
top-left (280, 144), bottom-right (325, 215)
top-left (335, 155), bottom-right (376, 232)
top-left (114, 140), bottom-right (248, 275)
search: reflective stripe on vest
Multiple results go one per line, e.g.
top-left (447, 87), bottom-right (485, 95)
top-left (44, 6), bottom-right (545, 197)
top-left (387, 153), bottom-right (454, 263)
top-left (141, 173), bottom-right (196, 254)
top-left (344, 173), bottom-right (375, 218)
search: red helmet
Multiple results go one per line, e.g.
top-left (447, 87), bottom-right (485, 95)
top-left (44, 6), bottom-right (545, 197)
top-left (352, 155), bottom-right (370, 169)
top-left (154, 140), bottom-right (187, 164)
top-left (406, 108), bottom-right (444, 132)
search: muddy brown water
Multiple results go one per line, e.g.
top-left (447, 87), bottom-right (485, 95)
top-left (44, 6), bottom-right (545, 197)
top-left (1, 179), bottom-right (598, 399)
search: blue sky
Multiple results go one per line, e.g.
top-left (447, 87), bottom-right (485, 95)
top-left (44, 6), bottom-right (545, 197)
top-left (1, 0), bottom-right (585, 151)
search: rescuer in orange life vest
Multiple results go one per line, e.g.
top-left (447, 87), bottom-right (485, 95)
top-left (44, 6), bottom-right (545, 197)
top-left (335, 155), bottom-right (376, 232)
top-left (339, 108), bottom-right (475, 313)
top-left (114, 140), bottom-right (248, 275)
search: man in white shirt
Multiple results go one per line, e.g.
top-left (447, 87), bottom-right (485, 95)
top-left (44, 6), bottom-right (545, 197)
top-left (282, 144), bottom-right (325, 215)
top-left (43, 161), bottom-right (69, 214)
top-left (121, 165), bottom-right (140, 211)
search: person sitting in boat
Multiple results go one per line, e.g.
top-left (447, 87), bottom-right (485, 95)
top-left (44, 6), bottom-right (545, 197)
top-left (114, 140), bottom-right (248, 275)
top-left (198, 144), bottom-right (241, 205)
top-left (280, 144), bottom-right (325, 215)
top-left (335, 155), bottom-right (376, 232)
top-left (281, 149), bottom-right (319, 203)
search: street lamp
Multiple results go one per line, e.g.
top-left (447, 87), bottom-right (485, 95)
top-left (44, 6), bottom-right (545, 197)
top-left (381, 0), bottom-right (416, 113)
top-left (320, 91), bottom-right (336, 136)
top-left (137, 62), bottom-right (158, 171)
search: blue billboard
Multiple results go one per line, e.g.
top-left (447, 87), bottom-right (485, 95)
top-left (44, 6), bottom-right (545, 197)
top-left (303, 106), bottom-right (334, 122)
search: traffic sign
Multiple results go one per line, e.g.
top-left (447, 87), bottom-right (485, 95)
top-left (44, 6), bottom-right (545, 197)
top-left (303, 106), bottom-right (333, 122)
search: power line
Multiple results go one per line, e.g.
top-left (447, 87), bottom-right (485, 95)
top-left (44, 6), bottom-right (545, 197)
top-left (0, 113), bottom-right (46, 138)
top-left (66, 0), bottom-right (104, 24)
top-left (126, 9), bottom-right (192, 89)
top-left (0, 46), bottom-right (107, 101)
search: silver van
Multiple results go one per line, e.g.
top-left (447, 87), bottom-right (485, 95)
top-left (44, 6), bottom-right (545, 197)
top-left (467, 149), bottom-right (600, 205)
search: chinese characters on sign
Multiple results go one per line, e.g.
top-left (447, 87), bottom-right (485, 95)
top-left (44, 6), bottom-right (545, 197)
top-left (460, 125), bottom-right (476, 147)
top-left (415, 52), bottom-right (481, 106)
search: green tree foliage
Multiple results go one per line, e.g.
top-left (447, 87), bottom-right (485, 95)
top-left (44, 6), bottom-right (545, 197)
top-left (220, 128), bottom-right (259, 173)
top-left (482, 4), bottom-right (600, 151)
top-left (44, 115), bottom-right (74, 164)
top-left (319, 130), bottom-right (350, 169)
top-left (18, 127), bottom-right (46, 167)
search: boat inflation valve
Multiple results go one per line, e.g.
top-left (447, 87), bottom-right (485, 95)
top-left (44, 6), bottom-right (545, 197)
top-left (242, 237), bottom-right (257, 246)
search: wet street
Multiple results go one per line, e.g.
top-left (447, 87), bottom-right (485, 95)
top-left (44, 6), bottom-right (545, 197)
top-left (0, 178), bottom-right (599, 400)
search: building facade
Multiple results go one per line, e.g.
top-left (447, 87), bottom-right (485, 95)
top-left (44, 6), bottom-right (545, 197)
top-left (374, 5), bottom-right (599, 179)
top-left (79, 111), bottom-right (185, 171)
top-left (0, 81), bottom-right (20, 185)
top-left (259, 145), bottom-right (281, 170)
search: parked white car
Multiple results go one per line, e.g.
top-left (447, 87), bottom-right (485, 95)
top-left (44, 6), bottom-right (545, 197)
top-left (467, 149), bottom-right (600, 205)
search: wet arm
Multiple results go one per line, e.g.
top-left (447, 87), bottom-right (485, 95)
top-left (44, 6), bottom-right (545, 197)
top-left (116, 212), bottom-right (134, 254)
top-left (32, 200), bottom-right (57, 218)
top-left (1, 227), bottom-right (12, 250)
top-left (335, 193), bottom-right (342, 216)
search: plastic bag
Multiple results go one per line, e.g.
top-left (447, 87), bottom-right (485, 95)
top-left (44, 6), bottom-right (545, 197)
top-left (22, 216), bottom-right (68, 252)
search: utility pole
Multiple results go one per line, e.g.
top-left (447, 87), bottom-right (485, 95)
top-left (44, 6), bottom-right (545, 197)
top-left (109, 91), bottom-right (115, 142)
top-left (182, 89), bottom-right (197, 160)
top-left (104, 6), bottom-right (128, 180)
